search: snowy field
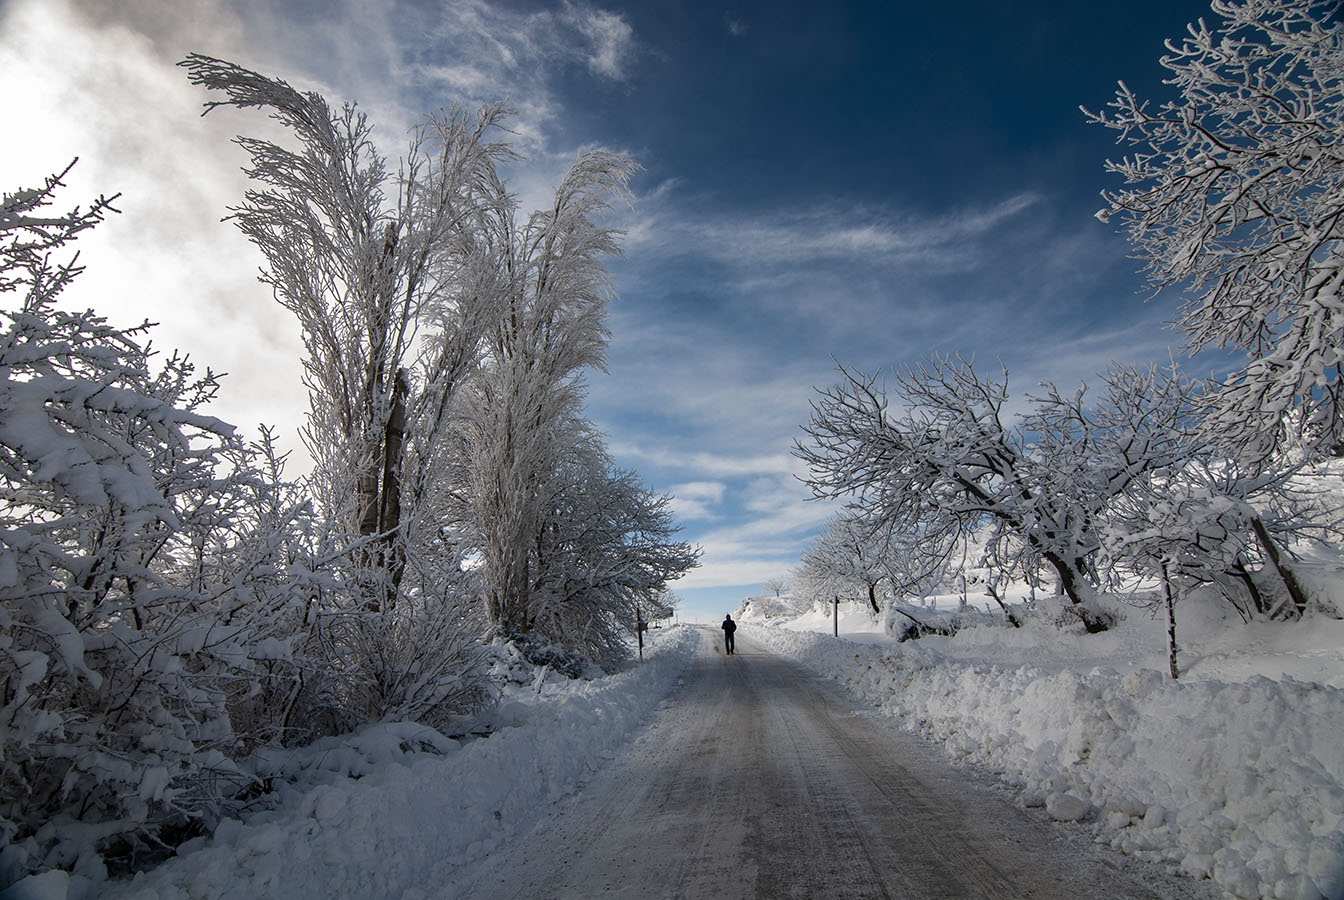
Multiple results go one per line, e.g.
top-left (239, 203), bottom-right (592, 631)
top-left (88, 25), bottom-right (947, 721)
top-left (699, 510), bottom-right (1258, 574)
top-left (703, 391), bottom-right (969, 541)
top-left (737, 595), bottom-right (1344, 900)
top-left (6, 628), bottom-right (699, 900)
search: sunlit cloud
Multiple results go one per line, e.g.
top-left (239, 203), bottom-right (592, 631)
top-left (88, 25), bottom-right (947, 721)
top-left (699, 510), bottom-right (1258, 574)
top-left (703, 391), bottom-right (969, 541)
top-left (0, 0), bottom-right (309, 455)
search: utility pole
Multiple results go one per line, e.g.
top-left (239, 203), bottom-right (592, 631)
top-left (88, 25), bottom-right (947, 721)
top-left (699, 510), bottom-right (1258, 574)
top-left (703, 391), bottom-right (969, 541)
top-left (834, 595), bottom-right (839, 637)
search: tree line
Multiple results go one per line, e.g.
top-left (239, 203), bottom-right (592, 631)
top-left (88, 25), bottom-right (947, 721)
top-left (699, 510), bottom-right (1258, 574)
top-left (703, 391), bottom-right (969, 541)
top-left (793, 0), bottom-right (1344, 668)
top-left (0, 56), bottom-right (696, 879)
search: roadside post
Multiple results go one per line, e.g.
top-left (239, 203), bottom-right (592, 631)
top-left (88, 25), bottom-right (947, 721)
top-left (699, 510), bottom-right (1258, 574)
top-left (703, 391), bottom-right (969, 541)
top-left (637, 609), bottom-right (646, 660)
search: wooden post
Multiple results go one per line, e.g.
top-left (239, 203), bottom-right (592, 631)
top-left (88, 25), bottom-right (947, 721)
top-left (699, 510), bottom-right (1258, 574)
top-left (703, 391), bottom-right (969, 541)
top-left (834, 595), bottom-right (839, 636)
top-left (636, 608), bottom-right (645, 661)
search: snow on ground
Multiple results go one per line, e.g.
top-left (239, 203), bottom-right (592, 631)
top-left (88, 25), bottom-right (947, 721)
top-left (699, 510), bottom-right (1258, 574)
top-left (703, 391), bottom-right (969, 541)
top-left (738, 595), bottom-right (1344, 900)
top-left (4, 626), bottom-right (699, 900)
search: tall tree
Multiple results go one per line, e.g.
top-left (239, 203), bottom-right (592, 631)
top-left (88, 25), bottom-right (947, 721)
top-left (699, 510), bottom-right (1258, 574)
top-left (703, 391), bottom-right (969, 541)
top-left (1086, 0), bottom-right (1344, 462)
top-left (464, 150), bottom-right (637, 639)
top-left (182, 54), bottom-right (510, 613)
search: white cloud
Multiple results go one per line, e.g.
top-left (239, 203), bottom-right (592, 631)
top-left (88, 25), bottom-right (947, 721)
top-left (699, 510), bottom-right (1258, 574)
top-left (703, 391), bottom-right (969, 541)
top-left (673, 481), bottom-right (726, 503)
top-left (610, 442), bottom-right (797, 479)
top-left (623, 190), bottom-right (1041, 271)
top-left (563, 3), bottom-right (636, 80)
top-left (0, 0), bottom-right (309, 456)
top-left (668, 480), bottom-right (726, 520)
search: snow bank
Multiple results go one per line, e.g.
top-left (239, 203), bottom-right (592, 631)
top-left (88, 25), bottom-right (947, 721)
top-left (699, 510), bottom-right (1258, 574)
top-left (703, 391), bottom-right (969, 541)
top-left (31, 626), bottom-right (701, 900)
top-left (744, 620), bottom-right (1344, 900)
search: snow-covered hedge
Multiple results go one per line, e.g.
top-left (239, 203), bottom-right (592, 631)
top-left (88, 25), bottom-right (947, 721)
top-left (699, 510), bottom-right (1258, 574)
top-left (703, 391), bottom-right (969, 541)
top-left (744, 621), bottom-right (1344, 900)
top-left (65, 625), bottom-right (700, 900)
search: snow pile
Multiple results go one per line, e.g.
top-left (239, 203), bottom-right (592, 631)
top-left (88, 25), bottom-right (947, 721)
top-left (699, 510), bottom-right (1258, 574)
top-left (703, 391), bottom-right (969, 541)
top-left (10, 626), bottom-right (699, 900)
top-left (742, 614), bottom-right (1344, 900)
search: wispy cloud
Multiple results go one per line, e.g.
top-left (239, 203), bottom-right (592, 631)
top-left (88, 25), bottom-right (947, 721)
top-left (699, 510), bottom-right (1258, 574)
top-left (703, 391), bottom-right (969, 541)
top-left (563, 3), bottom-right (636, 79)
top-left (624, 191), bottom-right (1041, 270)
top-left (609, 442), bottom-right (797, 479)
top-left (408, 0), bottom-right (637, 150)
top-left (667, 481), bottom-right (725, 521)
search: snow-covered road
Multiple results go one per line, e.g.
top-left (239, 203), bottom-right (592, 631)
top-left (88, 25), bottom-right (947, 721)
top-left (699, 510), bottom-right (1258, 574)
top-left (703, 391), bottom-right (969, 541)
top-left (460, 628), bottom-right (1218, 899)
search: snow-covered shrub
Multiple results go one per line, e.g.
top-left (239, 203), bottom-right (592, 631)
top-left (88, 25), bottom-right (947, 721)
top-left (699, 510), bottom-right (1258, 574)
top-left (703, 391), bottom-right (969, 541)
top-left (736, 594), bottom-right (809, 621)
top-left (0, 168), bottom-right (310, 882)
top-left (294, 592), bottom-right (495, 735)
top-left (507, 631), bottom-right (599, 680)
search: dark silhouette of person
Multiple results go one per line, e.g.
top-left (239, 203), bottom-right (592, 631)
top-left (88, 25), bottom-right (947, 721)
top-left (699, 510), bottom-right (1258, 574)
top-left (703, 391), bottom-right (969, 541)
top-left (721, 614), bottom-right (737, 655)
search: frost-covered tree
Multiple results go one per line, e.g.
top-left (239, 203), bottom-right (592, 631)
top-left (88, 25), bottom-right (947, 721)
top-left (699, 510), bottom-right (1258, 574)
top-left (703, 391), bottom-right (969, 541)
top-left (795, 515), bottom-right (893, 615)
top-left (524, 426), bottom-right (699, 667)
top-left (761, 576), bottom-right (791, 597)
top-left (1105, 445), bottom-right (1336, 623)
top-left (1086, 0), bottom-right (1344, 462)
top-left (182, 54), bottom-right (509, 614)
top-left (797, 357), bottom-right (1116, 632)
top-left (795, 514), bottom-right (952, 634)
top-left (182, 55), bottom-right (510, 724)
top-left (0, 169), bottom-right (308, 878)
top-left (463, 150), bottom-right (638, 640)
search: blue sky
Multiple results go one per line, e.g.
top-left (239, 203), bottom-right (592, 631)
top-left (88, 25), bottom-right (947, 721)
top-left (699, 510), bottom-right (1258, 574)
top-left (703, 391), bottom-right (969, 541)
top-left (1, 0), bottom-right (1217, 623)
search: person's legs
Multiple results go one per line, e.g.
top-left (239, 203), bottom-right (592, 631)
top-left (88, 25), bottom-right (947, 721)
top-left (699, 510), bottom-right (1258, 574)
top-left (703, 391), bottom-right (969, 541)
top-left (726, 632), bottom-right (735, 654)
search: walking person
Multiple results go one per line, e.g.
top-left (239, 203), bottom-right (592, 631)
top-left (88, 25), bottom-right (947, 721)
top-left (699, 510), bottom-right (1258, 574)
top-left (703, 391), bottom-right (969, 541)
top-left (721, 613), bottom-right (737, 655)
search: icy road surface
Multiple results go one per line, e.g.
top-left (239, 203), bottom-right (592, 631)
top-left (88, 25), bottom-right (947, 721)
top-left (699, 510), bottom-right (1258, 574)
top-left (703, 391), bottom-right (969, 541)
top-left (460, 628), bottom-right (1219, 899)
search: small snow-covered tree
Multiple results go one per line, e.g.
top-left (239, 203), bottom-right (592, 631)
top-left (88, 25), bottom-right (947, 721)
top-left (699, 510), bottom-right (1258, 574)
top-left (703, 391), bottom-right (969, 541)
top-left (761, 576), bottom-right (790, 597)
top-left (795, 515), bottom-right (893, 615)
top-left (1086, 0), bottom-right (1344, 462)
top-left (524, 425), bottom-right (699, 668)
top-left (794, 514), bottom-right (950, 635)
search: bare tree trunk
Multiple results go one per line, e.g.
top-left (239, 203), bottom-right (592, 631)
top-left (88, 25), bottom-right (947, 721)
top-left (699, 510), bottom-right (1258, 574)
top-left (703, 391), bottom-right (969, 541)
top-left (1044, 551), bottom-right (1109, 633)
top-left (985, 583), bottom-right (1022, 628)
top-left (375, 368), bottom-right (408, 613)
top-left (1161, 561), bottom-right (1179, 680)
top-left (1250, 517), bottom-right (1310, 619)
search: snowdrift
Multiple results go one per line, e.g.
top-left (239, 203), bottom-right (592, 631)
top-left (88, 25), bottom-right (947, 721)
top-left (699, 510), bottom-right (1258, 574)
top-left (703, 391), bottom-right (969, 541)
top-left (742, 608), bottom-right (1344, 900)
